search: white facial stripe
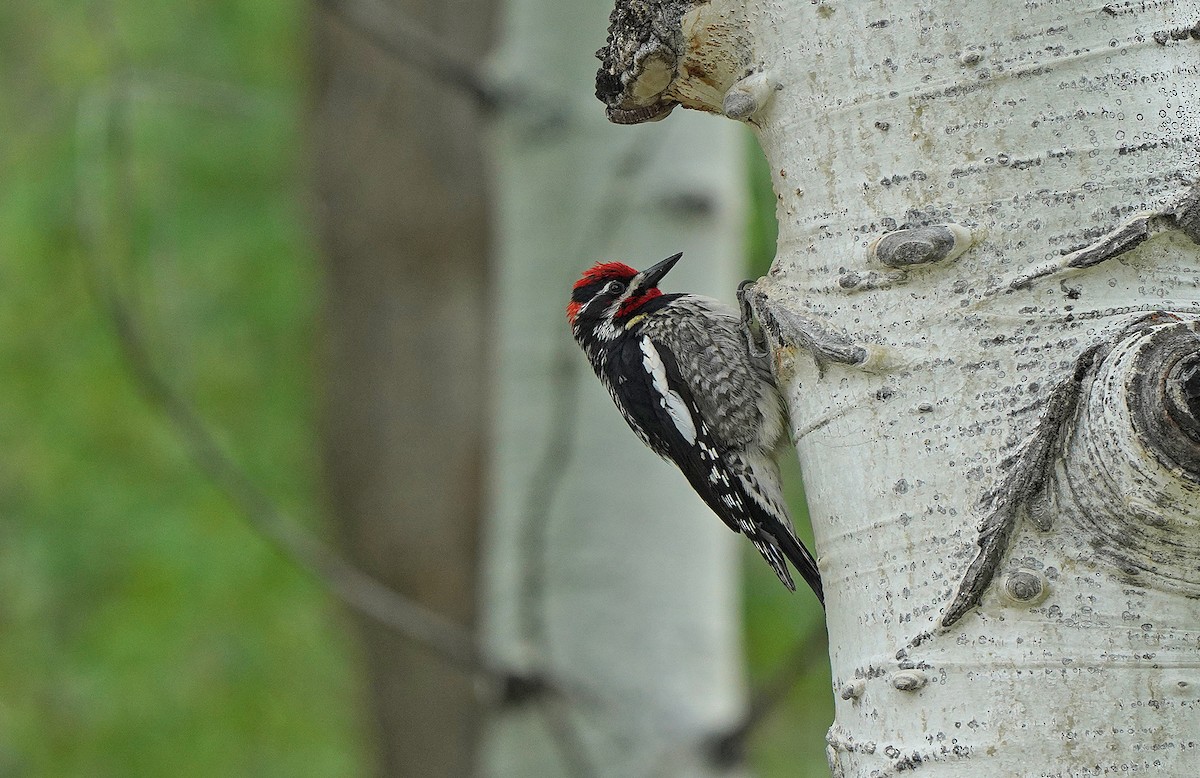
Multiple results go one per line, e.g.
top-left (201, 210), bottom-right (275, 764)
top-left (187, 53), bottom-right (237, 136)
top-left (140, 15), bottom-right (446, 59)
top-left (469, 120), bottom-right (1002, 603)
top-left (579, 288), bottom-right (632, 342)
top-left (640, 337), bottom-right (697, 444)
top-left (579, 293), bottom-right (613, 319)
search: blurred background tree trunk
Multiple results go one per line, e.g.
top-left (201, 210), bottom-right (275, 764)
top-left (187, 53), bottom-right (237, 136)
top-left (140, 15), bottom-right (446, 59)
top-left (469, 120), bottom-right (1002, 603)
top-left (312, 1), bottom-right (496, 774)
top-left (480, 0), bottom-right (749, 773)
top-left (312, 0), bottom-right (751, 773)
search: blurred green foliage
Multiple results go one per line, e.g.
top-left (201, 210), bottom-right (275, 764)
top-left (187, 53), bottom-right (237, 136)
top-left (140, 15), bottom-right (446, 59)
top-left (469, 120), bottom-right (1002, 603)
top-left (2, 1), bottom-right (830, 775)
top-left (0, 1), bottom-right (365, 775)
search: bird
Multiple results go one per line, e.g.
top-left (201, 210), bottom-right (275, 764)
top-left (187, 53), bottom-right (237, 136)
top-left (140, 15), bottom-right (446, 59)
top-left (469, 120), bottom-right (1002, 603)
top-left (567, 252), bottom-right (823, 604)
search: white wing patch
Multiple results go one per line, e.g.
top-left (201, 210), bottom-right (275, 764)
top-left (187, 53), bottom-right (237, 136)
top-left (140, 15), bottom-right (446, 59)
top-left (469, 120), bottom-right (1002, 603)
top-left (640, 337), bottom-right (697, 444)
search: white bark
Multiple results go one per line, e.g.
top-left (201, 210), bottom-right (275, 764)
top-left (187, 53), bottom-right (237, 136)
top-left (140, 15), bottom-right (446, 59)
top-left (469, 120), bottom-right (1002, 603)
top-left (480, 0), bottom-right (749, 773)
top-left (597, 0), bottom-right (1200, 775)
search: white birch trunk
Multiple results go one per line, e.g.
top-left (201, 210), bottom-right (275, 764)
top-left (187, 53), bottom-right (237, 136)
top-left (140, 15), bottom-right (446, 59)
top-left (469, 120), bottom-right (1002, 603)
top-left (597, 0), bottom-right (1200, 774)
top-left (480, 0), bottom-right (749, 773)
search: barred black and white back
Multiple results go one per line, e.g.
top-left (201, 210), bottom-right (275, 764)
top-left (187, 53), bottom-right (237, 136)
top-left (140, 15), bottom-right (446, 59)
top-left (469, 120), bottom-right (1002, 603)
top-left (568, 254), bottom-right (824, 604)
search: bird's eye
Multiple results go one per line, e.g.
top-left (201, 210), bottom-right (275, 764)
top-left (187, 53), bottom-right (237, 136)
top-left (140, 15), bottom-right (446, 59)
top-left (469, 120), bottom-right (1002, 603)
top-left (604, 280), bottom-right (625, 295)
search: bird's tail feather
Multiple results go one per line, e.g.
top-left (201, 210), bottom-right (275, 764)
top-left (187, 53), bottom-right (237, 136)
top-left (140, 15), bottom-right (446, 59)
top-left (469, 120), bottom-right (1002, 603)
top-left (775, 529), bottom-right (824, 606)
top-left (752, 539), bottom-right (796, 592)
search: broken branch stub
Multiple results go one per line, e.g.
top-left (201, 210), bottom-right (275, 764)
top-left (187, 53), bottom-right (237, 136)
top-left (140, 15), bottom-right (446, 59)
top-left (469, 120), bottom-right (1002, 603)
top-left (596, 0), bottom-right (753, 124)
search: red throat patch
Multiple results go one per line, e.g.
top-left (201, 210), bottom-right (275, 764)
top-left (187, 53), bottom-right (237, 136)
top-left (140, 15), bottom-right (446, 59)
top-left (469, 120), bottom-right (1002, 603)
top-left (566, 300), bottom-right (583, 324)
top-left (617, 288), bottom-right (662, 319)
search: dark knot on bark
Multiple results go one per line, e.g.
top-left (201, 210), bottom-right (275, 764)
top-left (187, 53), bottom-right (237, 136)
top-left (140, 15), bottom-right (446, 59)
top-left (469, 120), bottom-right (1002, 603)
top-left (1164, 354), bottom-right (1200, 447)
top-left (1127, 318), bottom-right (1200, 480)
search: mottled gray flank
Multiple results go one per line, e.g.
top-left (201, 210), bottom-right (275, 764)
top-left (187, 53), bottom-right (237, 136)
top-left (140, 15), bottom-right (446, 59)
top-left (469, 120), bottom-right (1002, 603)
top-left (635, 294), bottom-right (823, 597)
top-left (642, 296), bottom-right (778, 450)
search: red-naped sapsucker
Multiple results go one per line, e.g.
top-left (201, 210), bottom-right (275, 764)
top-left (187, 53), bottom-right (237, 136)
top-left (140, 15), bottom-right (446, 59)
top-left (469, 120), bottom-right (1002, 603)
top-left (567, 253), bottom-right (823, 604)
